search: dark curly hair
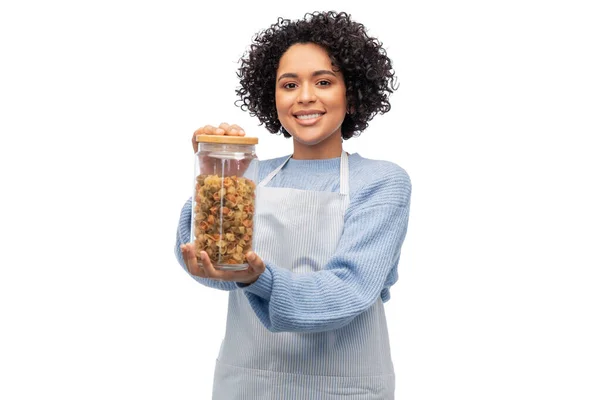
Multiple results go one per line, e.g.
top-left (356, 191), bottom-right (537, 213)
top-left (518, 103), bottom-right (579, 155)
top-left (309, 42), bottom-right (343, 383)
top-left (235, 11), bottom-right (397, 140)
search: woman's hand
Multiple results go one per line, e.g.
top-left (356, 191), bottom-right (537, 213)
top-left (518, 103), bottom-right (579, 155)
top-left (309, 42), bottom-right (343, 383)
top-left (180, 243), bottom-right (265, 285)
top-left (192, 122), bottom-right (251, 176)
top-left (192, 123), bottom-right (246, 153)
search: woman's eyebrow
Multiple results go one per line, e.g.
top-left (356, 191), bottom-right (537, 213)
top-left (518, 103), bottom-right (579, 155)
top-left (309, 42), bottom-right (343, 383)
top-left (277, 70), bottom-right (337, 82)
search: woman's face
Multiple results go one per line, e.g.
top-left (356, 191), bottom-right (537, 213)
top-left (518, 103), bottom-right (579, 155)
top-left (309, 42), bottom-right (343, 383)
top-left (275, 43), bottom-right (347, 155)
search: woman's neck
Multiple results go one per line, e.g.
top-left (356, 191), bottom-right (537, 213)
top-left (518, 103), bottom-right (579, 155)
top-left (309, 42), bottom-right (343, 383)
top-left (291, 132), bottom-right (343, 160)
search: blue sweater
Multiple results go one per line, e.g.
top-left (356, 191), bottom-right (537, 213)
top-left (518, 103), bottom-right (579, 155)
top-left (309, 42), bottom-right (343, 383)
top-left (175, 152), bottom-right (411, 332)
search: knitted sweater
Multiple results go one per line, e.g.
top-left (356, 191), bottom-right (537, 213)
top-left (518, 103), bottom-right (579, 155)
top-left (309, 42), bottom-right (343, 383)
top-left (174, 152), bottom-right (411, 333)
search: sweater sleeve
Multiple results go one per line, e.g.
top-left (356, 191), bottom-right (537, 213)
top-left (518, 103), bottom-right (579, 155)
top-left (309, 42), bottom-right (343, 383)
top-left (240, 168), bottom-right (411, 333)
top-left (174, 197), bottom-right (239, 291)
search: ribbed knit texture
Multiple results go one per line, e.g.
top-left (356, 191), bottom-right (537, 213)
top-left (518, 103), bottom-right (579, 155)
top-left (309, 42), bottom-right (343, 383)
top-left (175, 152), bottom-right (411, 333)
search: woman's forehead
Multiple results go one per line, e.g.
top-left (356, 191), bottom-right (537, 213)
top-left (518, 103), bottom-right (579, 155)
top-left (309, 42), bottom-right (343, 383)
top-left (277, 43), bottom-right (338, 76)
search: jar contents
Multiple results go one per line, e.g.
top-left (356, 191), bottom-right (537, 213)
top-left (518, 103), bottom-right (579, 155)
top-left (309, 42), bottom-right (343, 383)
top-left (194, 174), bottom-right (255, 267)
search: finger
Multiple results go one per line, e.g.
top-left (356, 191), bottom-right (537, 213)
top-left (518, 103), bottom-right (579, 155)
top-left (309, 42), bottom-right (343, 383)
top-left (180, 244), bottom-right (192, 272)
top-left (229, 124), bottom-right (245, 136)
top-left (199, 251), bottom-right (221, 279)
top-left (246, 251), bottom-right (265, 274)
top-left (204, 125), bottom-right (216, 135)
top-left (187, 245), bottom-right (207, 277)
top-left (212, 122), bottom-right (227, 135)
top-left (193, 249), bottom-right (207, 278)
top-left (181, 244), bottom-right (200, 275)
top-left (190, 246), bottom-right (206, 277)
top-left (198, 125), bottom-right (225, 136)
top-left (191, 132), bottom-right (199, 154)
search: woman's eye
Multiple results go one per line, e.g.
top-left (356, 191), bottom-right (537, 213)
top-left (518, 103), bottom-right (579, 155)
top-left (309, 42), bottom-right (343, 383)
top-left (317, 80), bottom-right (331, 86)
top-left (283, 83), bottom-right (297, 89)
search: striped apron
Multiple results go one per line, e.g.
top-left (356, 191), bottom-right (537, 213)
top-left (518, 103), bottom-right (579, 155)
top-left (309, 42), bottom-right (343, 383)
top-left (212, 151), bottom-right (395, 399)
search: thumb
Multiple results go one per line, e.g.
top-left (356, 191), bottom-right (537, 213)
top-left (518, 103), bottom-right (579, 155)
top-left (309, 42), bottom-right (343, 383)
top-left (191, 132), bottom-right (198, 154)
top-left (246, 251), bottom-right (265, 272)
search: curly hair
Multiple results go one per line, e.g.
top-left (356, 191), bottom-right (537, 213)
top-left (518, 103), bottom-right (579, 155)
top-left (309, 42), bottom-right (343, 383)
top-left (235, 11), bottom-right (397, 140)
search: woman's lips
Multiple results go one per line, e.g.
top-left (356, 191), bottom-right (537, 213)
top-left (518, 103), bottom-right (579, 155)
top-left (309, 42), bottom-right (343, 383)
top-left (294, 113), bottom-right (324, 126)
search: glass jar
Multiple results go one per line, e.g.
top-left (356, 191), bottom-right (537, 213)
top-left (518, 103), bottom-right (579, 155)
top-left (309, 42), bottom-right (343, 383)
top-left (191, 135), bottom-right (259, 271)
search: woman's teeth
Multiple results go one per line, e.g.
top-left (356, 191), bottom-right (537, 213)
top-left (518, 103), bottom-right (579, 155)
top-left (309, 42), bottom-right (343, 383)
top-left (296, 113), bottom-right (323, 120)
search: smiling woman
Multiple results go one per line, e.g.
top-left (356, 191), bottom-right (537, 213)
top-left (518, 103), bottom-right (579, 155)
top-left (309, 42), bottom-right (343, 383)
top-left (236, 11), bottom-right (396, 143)
top-left (175, 11), bottom-right (411, 400)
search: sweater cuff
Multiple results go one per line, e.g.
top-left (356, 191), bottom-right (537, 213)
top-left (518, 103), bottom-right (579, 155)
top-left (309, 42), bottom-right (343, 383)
top-left (236, 263), bottom-right (273, 300)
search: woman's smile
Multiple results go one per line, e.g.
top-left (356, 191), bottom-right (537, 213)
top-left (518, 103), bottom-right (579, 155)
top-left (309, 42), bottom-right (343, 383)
top-left (294, 110), bottom-right (326, 125)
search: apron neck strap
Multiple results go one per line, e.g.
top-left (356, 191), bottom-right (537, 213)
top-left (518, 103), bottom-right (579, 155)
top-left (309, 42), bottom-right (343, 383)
top-left (259, 151), bottom-right (350, 195)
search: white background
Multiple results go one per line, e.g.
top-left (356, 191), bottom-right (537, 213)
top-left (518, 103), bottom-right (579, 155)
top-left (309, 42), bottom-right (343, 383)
top-left (1, 0), bottom-right (598, 399)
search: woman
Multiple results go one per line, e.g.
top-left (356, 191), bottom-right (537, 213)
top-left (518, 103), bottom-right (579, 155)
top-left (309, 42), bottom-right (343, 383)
top-left (176, 11), bottom-right (411, 399)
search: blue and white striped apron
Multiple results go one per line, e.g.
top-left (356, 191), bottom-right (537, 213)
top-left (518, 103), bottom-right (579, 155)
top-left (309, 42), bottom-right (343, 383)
top-left (213, 151), bottom-right (395, 399)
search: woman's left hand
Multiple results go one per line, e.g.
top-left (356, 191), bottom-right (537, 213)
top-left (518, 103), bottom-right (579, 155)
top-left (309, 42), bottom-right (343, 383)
top-left (180, 243), bottom-right (265, 284)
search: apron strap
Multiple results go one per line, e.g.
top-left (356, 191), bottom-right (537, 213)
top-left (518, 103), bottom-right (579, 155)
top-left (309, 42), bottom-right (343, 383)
top-left (259, 151), bottom-right (350, 196)
top-left (339, 151), bottom-right (349, 196)
top-left (258, 155), bottom-right (293, 187)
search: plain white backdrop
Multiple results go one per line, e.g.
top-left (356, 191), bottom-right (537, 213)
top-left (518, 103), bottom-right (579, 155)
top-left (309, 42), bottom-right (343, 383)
top-left (1, 0), bottom-right (599, 399)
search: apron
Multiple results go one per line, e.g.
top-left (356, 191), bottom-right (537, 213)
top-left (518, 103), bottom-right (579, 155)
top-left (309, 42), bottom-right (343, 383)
top-left (212, 151), bottom-right (395, 399)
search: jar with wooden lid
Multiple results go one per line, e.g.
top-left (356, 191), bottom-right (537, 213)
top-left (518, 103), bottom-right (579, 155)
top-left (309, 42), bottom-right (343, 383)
top-left (192, 135), bottom-right (259, 270)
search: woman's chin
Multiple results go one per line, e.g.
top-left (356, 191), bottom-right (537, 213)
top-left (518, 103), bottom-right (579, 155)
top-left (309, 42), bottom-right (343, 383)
top-left (291, 135), bottom-right (325, 147)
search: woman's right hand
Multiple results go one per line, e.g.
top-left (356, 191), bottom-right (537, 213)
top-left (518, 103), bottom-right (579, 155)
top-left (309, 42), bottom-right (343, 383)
top-left (192, 123), bottom-right (246, 153)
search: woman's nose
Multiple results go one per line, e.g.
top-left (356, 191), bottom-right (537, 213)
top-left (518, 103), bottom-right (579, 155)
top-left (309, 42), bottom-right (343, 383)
top-left (297, 84), bottom-right (317, 103)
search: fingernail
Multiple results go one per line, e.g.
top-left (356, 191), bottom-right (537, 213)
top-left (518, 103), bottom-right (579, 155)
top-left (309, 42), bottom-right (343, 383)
top-left (247, 252), bottom-right (255, 262)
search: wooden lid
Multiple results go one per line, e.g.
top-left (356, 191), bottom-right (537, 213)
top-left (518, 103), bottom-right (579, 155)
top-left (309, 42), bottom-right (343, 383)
top-left (196, 135), bottom-right (258, 145)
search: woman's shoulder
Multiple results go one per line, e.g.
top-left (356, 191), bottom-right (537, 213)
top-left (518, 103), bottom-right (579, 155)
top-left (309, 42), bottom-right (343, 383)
top-left (348, 153), bottom-right (411, 207)
top-left (349, 153), bottom-right (411, 188)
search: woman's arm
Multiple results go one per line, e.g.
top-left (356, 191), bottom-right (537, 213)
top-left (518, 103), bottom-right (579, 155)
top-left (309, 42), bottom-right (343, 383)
top-left (240, 168), bottom-right (412, 333)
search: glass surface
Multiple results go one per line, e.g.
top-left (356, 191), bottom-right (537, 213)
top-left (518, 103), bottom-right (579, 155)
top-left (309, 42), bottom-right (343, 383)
top-left (191, 143), bottom-right (257, 271)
